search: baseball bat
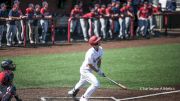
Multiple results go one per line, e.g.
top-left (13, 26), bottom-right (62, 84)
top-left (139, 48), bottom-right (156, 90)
top-left (105, 76), bottom-right (127, 90)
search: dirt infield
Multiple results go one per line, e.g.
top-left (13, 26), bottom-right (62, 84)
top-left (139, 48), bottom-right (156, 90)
top-left (1, 36), bottom-right (180, 101)
top-left (15, 87), bottom-right (180, 101)
top-left (1, 36), bottom-right (180, 57)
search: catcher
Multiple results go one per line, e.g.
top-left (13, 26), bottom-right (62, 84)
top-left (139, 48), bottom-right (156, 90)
top-left (0, 59), bottom-right (22, 101)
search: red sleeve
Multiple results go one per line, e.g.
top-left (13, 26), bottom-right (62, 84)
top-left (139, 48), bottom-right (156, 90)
top-left (40, 8), bottom-right (45, 15)
top-left (83, 13), bottom-right (94, 18)
top-left (153, 7), bottom-right (159, 14)
top-left (0, 72), bottom-right (5, 85)
top-left (26, 8), bottom-right (30, 14)
top-left (83, 13), bottom-right (91, 18)
top-left (138, 7), bottom-right (143, 16)
top-left (70, 9), bottom-right (76, 17)
top-left (120, 7), bottom-right (126, 13)
top-left (106, 8), bottom-right (111, 15)
top-left (99, 9), bottom-right (102, 14)
top-left (139, 7), bottom-right (143, 13)
top-left (126, 5), bottom-right (133, 12)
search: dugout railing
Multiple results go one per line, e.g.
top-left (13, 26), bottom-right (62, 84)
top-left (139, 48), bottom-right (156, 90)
top-left (154, 11), bottom-right (180, 34)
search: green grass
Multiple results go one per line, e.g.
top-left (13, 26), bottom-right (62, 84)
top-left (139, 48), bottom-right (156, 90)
top-left (0, 44), bottom-right (180, 89)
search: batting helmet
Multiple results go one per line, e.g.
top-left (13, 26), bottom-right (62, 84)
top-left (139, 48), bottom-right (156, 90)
top-left (1, 59), bottom-right (16, 71)
top-left (89, 35), bottom-right (101, 46)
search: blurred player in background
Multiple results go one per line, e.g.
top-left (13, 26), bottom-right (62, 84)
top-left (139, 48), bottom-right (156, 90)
top-left (0, 3), bottom-right (8, 47)
top-left (99, 4), bottom-right (107, 40)
top-left (33, 4), bottom-right (42, 44)
top-left (6, 4), bottom-right (21, 46)
top-left (125, 0), bottom-right (134, 37)
top-left (136, 2), bottom-right (150, 38)
top-left (14, 0), bottom-right (24, 45)
top-left (26, 3), bottom-right (35, 44)
top-left (149, 3), bottom-right (162, 36)
top-left (70, 5), bottom-right (82, 41)
top-left (93, 4), bottom-right (100, 37)
top-left (78, 3), bottom-right (89, 41)
top-left (118, 3), bottom-right (126, 39)
top-left (40, 1), bottom-right (52, 43)
top-left (105, 3), bottom-right (113, 39)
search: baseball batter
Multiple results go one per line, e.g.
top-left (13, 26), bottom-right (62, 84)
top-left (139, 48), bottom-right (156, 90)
top-left (68, 35), bottom-right (105, 101)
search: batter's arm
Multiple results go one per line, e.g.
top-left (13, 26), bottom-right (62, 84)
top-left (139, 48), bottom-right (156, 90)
top-left (88, 59), bottom-right (105, 77)
top-left (97, 59), bottom-right (101, 69)
top-left (88, 64), bottom-right (99, 72)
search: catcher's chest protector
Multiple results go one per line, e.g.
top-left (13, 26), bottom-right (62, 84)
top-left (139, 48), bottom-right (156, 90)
top-left (0, 71), bottom-right (14, 85)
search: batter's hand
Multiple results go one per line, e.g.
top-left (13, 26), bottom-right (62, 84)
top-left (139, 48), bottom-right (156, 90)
top-left (97, 69), bottom-right (106, 77)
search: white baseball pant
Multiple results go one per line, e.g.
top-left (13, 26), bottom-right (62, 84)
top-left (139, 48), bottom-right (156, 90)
top-left (137, 18), bottom-right (148, 36)
top-left (0, 25), bottom-right (5, 45)
top-left (125, 17), bottom-right (131, 35)
top-left (15, 21), bottom-right (23, 43)
top-left (70, 19), bottom-right (78, 33)
top-left (80, 18), bottom-right (88, 39)
top-left (108, 19), bottom-right (113, 38)
top-left (27, 20), bottom-right (34, 43)
top-left (6, 24), bottom-right (17, 45)
top-left (99, 18), bottom-right (107, 39)
top-left (40, 20), bottom-right (49, 42)
top-left (93, 19), bottom-right (100, 37)
top-left (88, 19), bottom-right (100, 37)
top-left (118, 18), bottom-right (126, 38)
top-left (74, 70), bottom-right (100, 98)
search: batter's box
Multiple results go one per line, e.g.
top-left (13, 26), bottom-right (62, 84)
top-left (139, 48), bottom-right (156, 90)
top-left (41, 97), bottom-right (118, 101)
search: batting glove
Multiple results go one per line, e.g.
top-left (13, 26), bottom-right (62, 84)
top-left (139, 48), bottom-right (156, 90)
top-left (97, 69), bottom-right (106, 77)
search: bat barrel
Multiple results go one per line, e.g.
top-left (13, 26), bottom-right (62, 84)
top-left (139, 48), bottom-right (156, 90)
top-left (105, 77), bottom-right (127, 90)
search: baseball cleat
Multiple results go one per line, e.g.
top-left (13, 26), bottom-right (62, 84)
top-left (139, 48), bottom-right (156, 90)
top-left (68, 88), bottom-right (80, 101)
top-left (79, 96), bottom-right (88, 101)
top-left (84, 37), bottom-right (88, 42)
top-left (68, 88), bottom-right (79, 97)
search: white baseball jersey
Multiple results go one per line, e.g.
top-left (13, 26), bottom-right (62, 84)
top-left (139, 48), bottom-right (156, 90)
top-left (80, 46), bottom-right (103, 72)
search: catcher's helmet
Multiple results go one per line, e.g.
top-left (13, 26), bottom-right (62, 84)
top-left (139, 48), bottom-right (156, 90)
top-left (1, 59), bottom-right (16, 71)
top-left (89, 35), bottom-right (101, 46)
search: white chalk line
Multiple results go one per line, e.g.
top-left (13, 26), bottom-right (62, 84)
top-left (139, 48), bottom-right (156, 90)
top-left (40, 90), bottom-right (180, 101)
top-left (41, 96), bottom-right (118, 101)
top-left (118, 90), bottom-right (180, 101)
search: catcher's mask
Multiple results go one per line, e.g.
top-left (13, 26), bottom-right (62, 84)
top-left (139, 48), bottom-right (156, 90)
top-left (1, 59), bottom-right (16, 71)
